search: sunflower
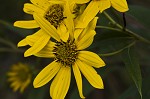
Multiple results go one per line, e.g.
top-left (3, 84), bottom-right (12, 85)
top-left (7, 63), bottom-right (32, 93)
top-left (14, 0), bottom-right (76, 57)
top-left (75, 0), bottom-right (129, 28)
top-left (33, 17), bottom-right (105, 99)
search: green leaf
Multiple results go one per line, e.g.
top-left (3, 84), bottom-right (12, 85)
top-left (89, 30), bottom-right (136, 56)
top-left (118, 86), bottom-right (138, 99)
top-left (121, 46), bottom-right (142, 98)
top-left (126, 5), bottom-right (150, 43)
top-left (127, 5), bottom-right (150, 28)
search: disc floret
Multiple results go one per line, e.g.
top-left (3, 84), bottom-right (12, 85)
top-left (45, 4), bottom-right (65, 28)
top-left (53, 40), bottom-right (78, 66)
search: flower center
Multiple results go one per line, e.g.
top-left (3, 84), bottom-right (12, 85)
top-left (53, 40), bottom-right (78, 66)
top-left (16, 66), bottom-right (31, 82)
top-left (45, 4), bottom-right (65, 28)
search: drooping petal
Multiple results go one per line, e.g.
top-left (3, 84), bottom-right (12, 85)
top-left (73, 63), bottom-right (85, 98)
top-left (24, 33), bottom-right (50, 57)
top-left (78, 51), bottom-right (105, 68)
top-left (111, 0), bottom-right (129, 12)
top-left (77, 60), bottom-right (104, 89)
top-left (33, 61), bottom-right (61, 88)
top-left (76, 30), bottom-right (96, 50)
top-left (75, 0), bottom-right (90, 4)
top-left (50, 66), bottom-right (71, 99)
top-left (33, 14), bottom-right (60, 41)
top-left (75, 1), bottom-right (100, 28)
top-left (14, 20), bottom-right (39, 29)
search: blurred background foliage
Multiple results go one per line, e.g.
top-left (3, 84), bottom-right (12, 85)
top-left (0, 0), bottom-right (150, 99)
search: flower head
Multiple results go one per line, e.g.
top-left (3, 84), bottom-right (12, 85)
top-left (33, 17), bottom-right (105, 99)
top-left (7, 63), bottom-right (32, 93)
top-left (15, 0), bottom-right (85, 57)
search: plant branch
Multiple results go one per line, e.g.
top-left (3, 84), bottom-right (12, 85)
top-left (102, 11), bottom-right (150, 43)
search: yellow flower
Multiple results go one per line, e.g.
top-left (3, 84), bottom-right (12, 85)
top-left (75, 0), bottom-right (129, 28)
top-left (7, 63), bottom-right (32, 93)
top-left (14, 0), bottom-right (74, 57)
top-left (33, 17), bottom-right (105, 99)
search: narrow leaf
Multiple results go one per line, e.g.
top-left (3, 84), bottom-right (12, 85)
top-left (121, 46), bottom-right (142, 98)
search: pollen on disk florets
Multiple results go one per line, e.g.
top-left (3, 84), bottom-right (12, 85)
top-left (45, 4), bottom-right (65, 28)
top-left (53, 40), bottom-right (78, 66)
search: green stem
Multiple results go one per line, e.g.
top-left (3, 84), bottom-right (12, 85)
top-left (0, 37), bottom-right (24, 53)
top-left (103, 11), bottom-right (123, 29)
top-left (99, 41), bottom-right (136, 56)
top-left (103, 11), bottom-right (150, 43)
top-left (96, 26), bottom-right (121, 32)
top-left (0, 37), bottom-right (17, 49)
top-left (0, 48), bottom-right (24, 53)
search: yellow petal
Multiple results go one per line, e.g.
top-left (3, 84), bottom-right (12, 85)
top-left (10, 81), bottom-right (20, 89)
top-left (34, 50), bottom-right (54, 58)
top-left (30, 0), bottom-right (50, 10)
top-left (24, 33), bottom-right (50, 57)
top-left (34, 41), bottom-right (55, 58)
top-left (7, 72), bottom-right (17, 76)
top-left (75, 1), bottom-right (100, 28)
top-left (23, 3), bottom-right (44, 15)
top-left (75, 0), bottom-right (90, 4)
top-left (14, 20), bottom-right (39, 29)
top-left (17, 29), bottom-right (43, 47)
top-left (73, 63), bottom-right (85, 98)
top-left (18, 39), bottom-right (28, 47)
top-left (25, 29), bottom-right (44, 46)
top-left (77, 60), bottom-right (104, 89)
top-left (33, 61), bottom-right (61, 88)
top-left (57, 23), bottom-right (69, 42)
top-left (76, 30), bottom-right (96, 50)
top-left (74, 29), bottom-right (83, 40)
top-left (13, 82), bottom-right (21, 92)
top-left (86, 17), bottom-right (98, 31)
top-left (111, 0), bottom-right (129, 12)
top-left (50, 66), bottom-right (71, 99)
top-left (98, 0), bottom-right (111, 12)
top-left (63, 1), bottom-right (74, 39)
top-left (7, 77), bottom-right (17, 82)
top-left (78, 51), bottom-right (105, 68)
top-left (20, 77), bottom-right (31, 93)
top-left (60, 31), bottom-right (69, 42)
top-left (33, 14), bottom-right (60, 41)
top-left (78, 17), bottom-right (98, 41)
